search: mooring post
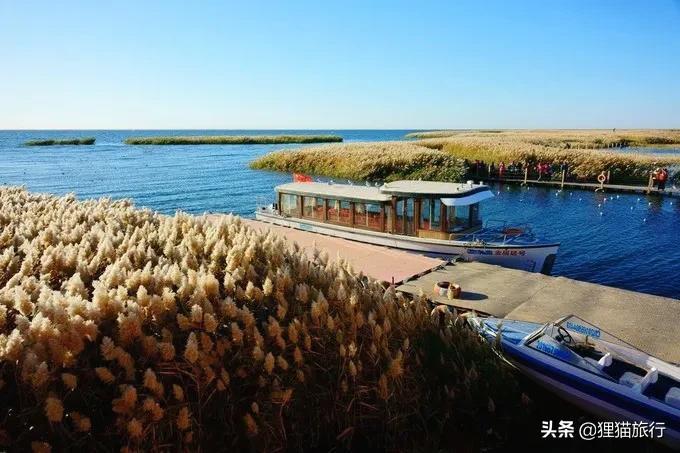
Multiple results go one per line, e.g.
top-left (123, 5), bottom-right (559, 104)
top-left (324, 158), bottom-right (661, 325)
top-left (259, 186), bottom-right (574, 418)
top-left (522, 167), bottom-right (528, 186)
top-left (647, 172), bottom-right (654, 194)
top-left (561, 170), bottom-right (566, 189)
top-left (596, 171), bottom-right (606, 192)
top-left (606, 170), bottom-right (611, 184)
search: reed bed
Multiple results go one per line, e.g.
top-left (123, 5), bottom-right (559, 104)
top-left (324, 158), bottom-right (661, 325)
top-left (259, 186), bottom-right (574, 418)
top-left (24, 138), bottom-right (96, 146)
top-left (124, 135), bottom-right (343, 145)
top-left (412, 130), bottom-right (680, 179)
top-left (0, 187), bottom-right (524, 451)
top-left (408, 129), bottom-right (680, 148)
top-left (406, 130), bottom-right (502, 139)
top-left (250, 142), bottom-right (466, 182)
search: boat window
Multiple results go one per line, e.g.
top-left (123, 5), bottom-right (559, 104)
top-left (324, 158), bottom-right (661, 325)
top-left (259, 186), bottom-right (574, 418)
top-left (395, 199), bottom-right (405, 234)
top-left (420, 199), bottom-right (442, 231)
top-left (354, 202), bottom-right (366, 226)
top-left (405, 198), bottom-right (414, 235)
top-left (446, 206), bottom-right (458, 232)
top-left (303, 196), bottom-right (315, 218)
top-left (314, 197), bottom-right (325, 220)
top-left (280, 193), bottom-right (300, 217)
top-left (470, 203), bottom-right (481, 227)
top-left (326, 198), bottom-right (340, 222)
top-left (385, 205), bottom-right (393, 233)
top-left (366, 203), bottom-right (382, 230)
top-left (447, 205), bottom-right (474, 231)
top-left (419, 199), bottom-right (431, 230)
top-left (431, 199), bottom-right (441, 230)
top-left (339, 200), bottom-right (351, 224)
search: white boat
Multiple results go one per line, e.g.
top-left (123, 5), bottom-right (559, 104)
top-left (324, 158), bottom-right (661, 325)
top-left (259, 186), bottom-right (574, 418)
top-left (255, 179), bottom-right (559, 274)
top-left (468, 314), bottom-right (680, 449)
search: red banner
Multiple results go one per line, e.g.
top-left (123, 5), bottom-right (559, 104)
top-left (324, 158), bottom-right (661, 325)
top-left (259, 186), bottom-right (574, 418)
top-left (293, 173), bottom-right (313, 183)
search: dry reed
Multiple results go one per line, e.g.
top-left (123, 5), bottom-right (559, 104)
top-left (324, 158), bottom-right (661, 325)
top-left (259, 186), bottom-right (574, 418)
top-left (410, 130), bottom-right (680, 179)
top-left (250, 142), bottom-right (466, 182)
top-left (0, 187), bottom-right (524, 451)
top-left (124, 135), bottom-right (343, 145)
top-left (24, 138), bottom-right (96, 146)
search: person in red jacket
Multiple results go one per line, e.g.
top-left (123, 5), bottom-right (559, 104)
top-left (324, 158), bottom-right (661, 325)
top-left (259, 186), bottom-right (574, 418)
top-left (657, 167), bottom-right (669, 191)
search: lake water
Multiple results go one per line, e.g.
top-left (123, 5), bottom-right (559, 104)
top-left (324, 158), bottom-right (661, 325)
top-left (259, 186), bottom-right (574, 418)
top-left (1, 130), bottom-right (679, 299)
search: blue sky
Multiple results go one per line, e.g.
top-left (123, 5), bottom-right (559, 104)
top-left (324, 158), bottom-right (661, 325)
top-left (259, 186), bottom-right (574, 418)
top-left (1, 0), bottom-right (678, 129)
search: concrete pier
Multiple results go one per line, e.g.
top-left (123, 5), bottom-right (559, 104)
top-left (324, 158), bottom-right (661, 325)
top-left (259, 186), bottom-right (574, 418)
top-left (207, 216), bottom-right (680, 364)
top-left (397, 262), bottom-right (680, 364)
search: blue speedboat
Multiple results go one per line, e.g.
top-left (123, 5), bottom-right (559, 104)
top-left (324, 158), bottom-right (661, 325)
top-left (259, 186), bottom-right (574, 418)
top-left (468, 314), bottom-right (680, 448)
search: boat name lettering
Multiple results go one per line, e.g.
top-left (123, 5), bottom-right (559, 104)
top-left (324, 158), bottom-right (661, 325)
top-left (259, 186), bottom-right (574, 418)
top-left (565, 322), bottom-right (601, 338)
top-left (534, 340), bottom-right (572, 360)
top-left (467, 249), bottom-right (493, 256)
top-left (494, 249), bottom-right (526, 256)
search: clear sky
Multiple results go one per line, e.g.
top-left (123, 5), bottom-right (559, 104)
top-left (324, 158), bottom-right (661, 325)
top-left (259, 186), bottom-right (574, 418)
top-left (1, 0), bottom-right (678, 129)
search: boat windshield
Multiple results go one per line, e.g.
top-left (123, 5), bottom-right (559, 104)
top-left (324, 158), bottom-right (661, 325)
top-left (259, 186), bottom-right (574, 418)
top-left (555, 315), bottom-right (638, 350)
top-left (525, 326), bottom-right (613, 380)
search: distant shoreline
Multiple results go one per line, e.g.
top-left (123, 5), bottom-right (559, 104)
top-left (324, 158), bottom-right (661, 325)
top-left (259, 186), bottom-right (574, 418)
top-left (124, 134), bottom-right (343, 145)
top-left (24, 137), bottom-right (95, 146)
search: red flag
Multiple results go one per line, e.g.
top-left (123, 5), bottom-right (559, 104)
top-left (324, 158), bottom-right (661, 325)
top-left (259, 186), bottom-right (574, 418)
top-left (293, 173), bottom-right (313, 183)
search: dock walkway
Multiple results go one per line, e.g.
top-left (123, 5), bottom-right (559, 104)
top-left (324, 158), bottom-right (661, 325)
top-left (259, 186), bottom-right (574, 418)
top-left (397, 262), bottom-right (680, 363)
top-left (207, 216), bottom-right (680, 364)
top-left (477, 176), bottom-right (680, 197)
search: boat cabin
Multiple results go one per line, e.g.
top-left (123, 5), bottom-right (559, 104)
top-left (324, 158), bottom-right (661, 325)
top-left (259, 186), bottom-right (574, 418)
top-left (274, 180), bottom-right (494, 240)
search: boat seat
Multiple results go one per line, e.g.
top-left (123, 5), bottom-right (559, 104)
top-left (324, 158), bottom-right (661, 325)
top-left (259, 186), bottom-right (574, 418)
top-left (619, 371), bottom-right (643, 388)
top-left (597, 352), bottom-right (612, 368)
top-left (583, 353), bottom-right (612, 371)
top-left (665, 387), bottom-right (680, 409)
top-left (630, 368), bottom-right (658, 393)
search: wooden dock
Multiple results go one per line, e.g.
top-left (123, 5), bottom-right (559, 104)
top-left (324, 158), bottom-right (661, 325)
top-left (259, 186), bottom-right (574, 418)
top-left (476, 176), bottom-right (680, 197)
top-left (206, 216), bottom-right (680, 364)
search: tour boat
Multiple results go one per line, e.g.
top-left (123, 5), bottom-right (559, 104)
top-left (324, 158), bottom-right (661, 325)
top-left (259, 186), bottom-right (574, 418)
top-left (468, 314), bottom-right (680, 448)
top-left (255, 179), bottom-right (559, 274)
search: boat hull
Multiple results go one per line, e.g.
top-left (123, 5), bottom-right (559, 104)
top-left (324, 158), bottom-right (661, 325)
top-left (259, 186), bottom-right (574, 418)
top-left (255, 211), bottom-right (559, 274)
top-left (503, 341), bottom-right (680, 449)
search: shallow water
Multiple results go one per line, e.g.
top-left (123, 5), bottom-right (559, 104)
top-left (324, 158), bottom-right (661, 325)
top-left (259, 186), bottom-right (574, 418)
top-left (611, 146), bottom-right (680, 155)
top-left (1, 130), bottom-right (678, 299)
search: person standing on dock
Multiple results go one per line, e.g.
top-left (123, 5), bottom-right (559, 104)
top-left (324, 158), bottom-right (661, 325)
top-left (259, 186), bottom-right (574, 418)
top-left (499, 161), bottom-right (506, 179)
top-left (657, 167), bottom-right (669, 191)
top-left (560, 161), bottom-right (569, 178)
top-left (652, 167), bottom-right (661, 189)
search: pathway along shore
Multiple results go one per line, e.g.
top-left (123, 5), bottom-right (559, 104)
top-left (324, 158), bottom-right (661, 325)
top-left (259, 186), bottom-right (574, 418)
top-left (207, 216), bottom-right (680, 364)
top-left (477, 175), bottom-right (680, 197)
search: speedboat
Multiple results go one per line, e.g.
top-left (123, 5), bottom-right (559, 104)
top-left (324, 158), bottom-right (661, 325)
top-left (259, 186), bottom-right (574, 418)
top-left (255, 179), bottom-right (560, 274)
top-left (468, 314), bottom-right (680, 448)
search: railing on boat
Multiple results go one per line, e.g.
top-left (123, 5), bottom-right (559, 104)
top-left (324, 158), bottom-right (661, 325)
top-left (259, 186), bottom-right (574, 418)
top-left (461, 219), bottom-right (536, 245)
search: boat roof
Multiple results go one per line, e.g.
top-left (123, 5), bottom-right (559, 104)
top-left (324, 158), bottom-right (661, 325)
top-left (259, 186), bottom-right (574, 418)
top-left (275, 182), bottom-right (392, 203)
top-left (381, 180), bottom-right (491, 198)
top-left (275, 180), bottom-right (493, 203)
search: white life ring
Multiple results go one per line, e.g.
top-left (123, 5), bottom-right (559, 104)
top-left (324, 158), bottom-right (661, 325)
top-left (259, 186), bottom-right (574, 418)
top-left (597, 173), bottom-right (606, 184)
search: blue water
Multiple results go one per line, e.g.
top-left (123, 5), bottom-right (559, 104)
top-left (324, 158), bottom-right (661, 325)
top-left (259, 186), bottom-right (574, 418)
top-left (614, 146), bottom-right (680, 155)
top-left (1, 130), bottom-right (679, 299)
